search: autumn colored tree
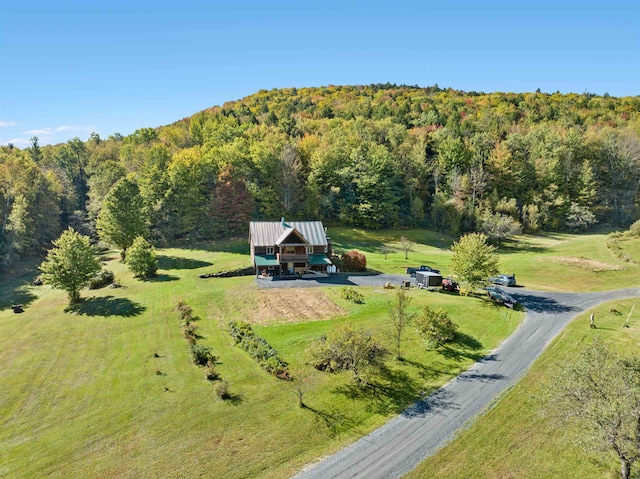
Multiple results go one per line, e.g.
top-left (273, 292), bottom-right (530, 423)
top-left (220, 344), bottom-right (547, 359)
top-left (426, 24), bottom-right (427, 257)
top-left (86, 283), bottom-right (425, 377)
top-left (210, 165), bottom-right (254, 237)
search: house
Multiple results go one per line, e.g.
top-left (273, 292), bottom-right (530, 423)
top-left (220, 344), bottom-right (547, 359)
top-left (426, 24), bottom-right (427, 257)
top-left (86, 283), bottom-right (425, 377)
top-left (249, 218), bottom-right (333, 277)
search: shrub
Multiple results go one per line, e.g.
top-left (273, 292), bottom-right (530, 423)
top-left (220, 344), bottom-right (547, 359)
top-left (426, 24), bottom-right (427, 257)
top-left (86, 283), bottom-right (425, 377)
top-left (175, 300), bottom-right (193, 322)
top-left (228, 320), bottom-right (291, 380)
top-left (204, 360), bottom-right (218, 380)
top-left (629, 219), bottom-right (640, 236)
top-left (126, 236), bottom-right (158, 278)
top-left (181, 322), bottom-right (198, 344)
top-left (189, 343), bottom-right (217, 367)
top-left (89, 269), bottom-right (115, 289)
top-left (413, 306), bottom-right (458, 347)
top-left (341, 250), bottom-right (367, 272)
top-left (214, 380), bottom-right (230, 399)
top-left (307, 324), bottom-right (386, 385)
top-left (341, 287), bottom-right (364, 304)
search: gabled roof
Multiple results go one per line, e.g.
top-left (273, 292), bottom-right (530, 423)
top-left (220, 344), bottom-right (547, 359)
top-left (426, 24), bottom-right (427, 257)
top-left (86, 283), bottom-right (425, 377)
top-left (249, 220), bottom-right (328, 247)
top-left (275, 227), bottom-right (309, 246)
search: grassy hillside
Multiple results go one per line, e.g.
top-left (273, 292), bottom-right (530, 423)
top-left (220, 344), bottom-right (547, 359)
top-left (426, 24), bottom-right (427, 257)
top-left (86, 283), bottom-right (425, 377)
top-left (0, 237), bottom-right (521, 479)
top-left (403, 298), bottom-right (640, 479)
top-left (328, 227), bottom-right (640, 292)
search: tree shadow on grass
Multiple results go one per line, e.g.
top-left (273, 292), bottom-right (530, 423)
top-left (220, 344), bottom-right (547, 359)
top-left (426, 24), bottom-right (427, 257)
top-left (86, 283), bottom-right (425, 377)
top-left (157, 255), bottom-right (213, 270)
top-left (65, 296), bottom-right (146, 317)
top-left (144, 273), bottom-right (179, 282)
top-left (220, 392), bottom-right (244, 406)
top-left (397, 357), bottom-right (448, 382)
top-left (335, 364), bottom-right (422, 415)
top-left (303, 404), bottom-right (357, 437)
top-left (437, 332), bottom-right (485, 362)
top-left (0, 284), bottom-right (38, 312)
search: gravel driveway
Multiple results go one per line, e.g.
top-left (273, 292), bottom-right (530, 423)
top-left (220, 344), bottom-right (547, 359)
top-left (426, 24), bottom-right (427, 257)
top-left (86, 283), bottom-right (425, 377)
top-left (256, 273), bottom-right (410, 289)
top-left (291, 287), bottom-right (640, 479)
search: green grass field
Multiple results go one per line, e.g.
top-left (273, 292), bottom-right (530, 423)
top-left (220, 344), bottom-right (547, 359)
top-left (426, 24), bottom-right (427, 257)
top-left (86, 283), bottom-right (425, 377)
top-left (403, 298), bottom-right (640, 479)
top-left (328, 227), bottom-right (640, 292)
top-left (1, 228), bottom-right (638, 478)
top-left (0, 236), bottom-right (521, 479)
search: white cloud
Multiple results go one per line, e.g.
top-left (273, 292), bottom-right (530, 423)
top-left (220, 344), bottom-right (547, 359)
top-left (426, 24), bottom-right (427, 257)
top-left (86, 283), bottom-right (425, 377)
top-left (6, 138), bottom-right (31, 147)
top-left (23, 127), bottom-right (53, 135)
top-left (0, 120), bottom-right (17, 128)
top-left (56, 125), bottom-right (95, 133)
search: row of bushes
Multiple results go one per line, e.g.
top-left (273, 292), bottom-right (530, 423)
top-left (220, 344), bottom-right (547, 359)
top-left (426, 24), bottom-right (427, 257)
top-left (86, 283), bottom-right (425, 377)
top-left (176, 300), bottom-right (229, 398)
top-left (228, 320), bottom-right (291, 380)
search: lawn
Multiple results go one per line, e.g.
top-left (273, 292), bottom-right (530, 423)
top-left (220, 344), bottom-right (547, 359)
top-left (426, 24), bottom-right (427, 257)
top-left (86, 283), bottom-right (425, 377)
top-left (2, 226), bottom-right (638, 478)
top-left (328, 227), bottom-right (640, 292)
top-left (403, 298), bottom-right (640, 479)
top-left (0, 238), bottom-right (521, 479)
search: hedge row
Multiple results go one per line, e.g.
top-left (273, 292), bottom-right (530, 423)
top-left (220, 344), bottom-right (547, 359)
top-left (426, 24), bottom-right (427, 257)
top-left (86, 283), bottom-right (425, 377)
top-left (228, 320), bottom-right (291, 380)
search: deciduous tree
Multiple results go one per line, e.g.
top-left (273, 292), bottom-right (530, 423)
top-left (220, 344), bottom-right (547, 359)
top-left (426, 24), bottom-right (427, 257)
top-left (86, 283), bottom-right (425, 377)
top-left (542, 340), bottom-right (640, 479)
top-left (97, 177), bottom-right (146, 259)
top-left (389, 289), bottom-right (415, 358)
top-left (126, 236), bottom-right (158, 278)
top-left (308, 324), bottom-right (387, 386)
top-left (39, 228), bottom-right (101, 303)
top-left (450, 233), bottom-right (499, 293)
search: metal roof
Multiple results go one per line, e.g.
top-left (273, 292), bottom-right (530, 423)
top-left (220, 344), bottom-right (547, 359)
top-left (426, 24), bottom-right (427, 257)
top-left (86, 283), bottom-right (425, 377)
top-left (275, 227), bottom-right (309, 246)
top-left (249, 220), bottom-right (328, 247)
top-left (254, 255), bottom-right (280, 267)
top-left (309, 254), bottom-right (333, 265)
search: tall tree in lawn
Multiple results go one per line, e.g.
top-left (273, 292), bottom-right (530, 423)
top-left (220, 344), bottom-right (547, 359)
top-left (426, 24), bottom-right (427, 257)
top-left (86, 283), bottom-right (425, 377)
top-left (210, 165), bottom-right (254, 237)
top-left (389, 289), bottom-right (415, 358)
top-left (97, 177), bottom-right (146, 259)
top-left (450, 233), bottom-right (499, 293)
top-left (126, 236), bottom-right (158, 278)
top-left (542, 340), bottom-right (640, 479)
top-left (39, 227), bottom-right (101, 304)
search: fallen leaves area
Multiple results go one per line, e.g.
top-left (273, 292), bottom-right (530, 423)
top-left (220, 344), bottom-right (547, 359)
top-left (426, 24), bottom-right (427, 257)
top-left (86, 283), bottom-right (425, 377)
top-left (550, 256), bottom-right (624, 272)
top-left (247, 289), bottom-right (347, 325)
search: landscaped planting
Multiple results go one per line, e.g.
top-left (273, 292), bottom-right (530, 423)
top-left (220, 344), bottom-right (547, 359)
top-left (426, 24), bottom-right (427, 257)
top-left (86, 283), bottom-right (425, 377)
top-left (228, 320), bottom-right (291, 380)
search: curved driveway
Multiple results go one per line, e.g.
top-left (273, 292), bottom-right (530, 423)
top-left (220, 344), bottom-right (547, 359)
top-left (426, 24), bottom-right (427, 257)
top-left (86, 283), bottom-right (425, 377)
top-left (292, 287), bottom-right (640, 479)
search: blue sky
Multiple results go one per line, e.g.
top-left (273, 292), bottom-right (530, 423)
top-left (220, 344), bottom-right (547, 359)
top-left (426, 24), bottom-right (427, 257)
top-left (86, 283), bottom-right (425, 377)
top-left (1, 0), bottom-right (638, 146)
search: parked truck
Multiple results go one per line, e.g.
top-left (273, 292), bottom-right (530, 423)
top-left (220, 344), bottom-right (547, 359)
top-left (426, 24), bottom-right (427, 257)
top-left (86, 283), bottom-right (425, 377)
top-left (415, 271), bottom-right (443, 290)
top-left (406, 265), bottom-right (440, 277)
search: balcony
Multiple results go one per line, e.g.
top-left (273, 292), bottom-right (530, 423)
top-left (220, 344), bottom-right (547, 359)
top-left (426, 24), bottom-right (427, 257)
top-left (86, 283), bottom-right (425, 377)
top-left (277, 253), bottom-right (309, 262)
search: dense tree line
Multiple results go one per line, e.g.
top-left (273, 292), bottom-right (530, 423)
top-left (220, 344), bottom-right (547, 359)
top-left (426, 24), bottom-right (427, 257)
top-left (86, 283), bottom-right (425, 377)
top-left (2, 84), bottom-right (639, 268)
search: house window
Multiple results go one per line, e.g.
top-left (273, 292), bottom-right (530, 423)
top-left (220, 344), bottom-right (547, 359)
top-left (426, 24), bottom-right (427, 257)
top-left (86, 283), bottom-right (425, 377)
top-left (285, 246), bottom-right (295, 254)
top-left (307, 246), bottom-right (313, 254)
top-left (266, 247), bottom-right (274, 255)
top-left (324, 245), bottom-right (328, 253)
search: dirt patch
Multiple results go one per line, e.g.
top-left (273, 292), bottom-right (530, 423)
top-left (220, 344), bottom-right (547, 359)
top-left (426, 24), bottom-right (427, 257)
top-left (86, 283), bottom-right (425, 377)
top-left (550, 256), bottom-right (624, 272)
top-left (247, 289), bottom-right (347, 325)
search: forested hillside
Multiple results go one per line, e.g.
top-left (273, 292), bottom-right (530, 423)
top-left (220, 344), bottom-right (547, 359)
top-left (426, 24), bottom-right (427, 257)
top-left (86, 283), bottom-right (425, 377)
top-left (1, 84), bottom-right (639, 269)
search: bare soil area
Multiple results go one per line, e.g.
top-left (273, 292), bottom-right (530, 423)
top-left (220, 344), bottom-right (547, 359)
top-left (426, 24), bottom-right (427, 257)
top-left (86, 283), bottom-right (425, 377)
top-left (227, 289), bottom-right (347, 325)
top-left (550, 256), bottom-right (624, 272)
